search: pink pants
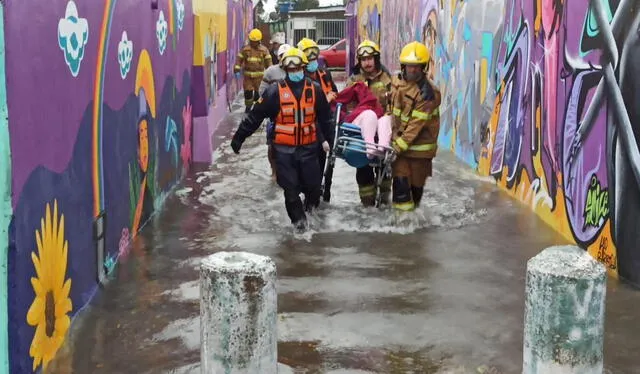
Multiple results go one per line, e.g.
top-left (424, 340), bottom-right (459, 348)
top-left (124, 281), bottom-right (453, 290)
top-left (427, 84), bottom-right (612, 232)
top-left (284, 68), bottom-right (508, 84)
top-left (351, 110), bottom-right (392, 158)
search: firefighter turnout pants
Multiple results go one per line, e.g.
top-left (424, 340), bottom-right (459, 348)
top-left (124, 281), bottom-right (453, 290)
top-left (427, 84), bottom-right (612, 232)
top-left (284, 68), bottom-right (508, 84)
top-left (391, 156), bottom-right (433, 211)
top-left (243, 76), bottom-right (262, 112)
top-left (356, 165), bottom-right (391, 207)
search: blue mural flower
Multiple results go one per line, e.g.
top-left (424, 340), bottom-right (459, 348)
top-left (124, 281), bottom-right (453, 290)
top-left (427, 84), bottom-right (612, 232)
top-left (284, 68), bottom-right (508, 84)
top-left (57, 0), bottom-right (89, 77)
top-left (176, 0), bottom-right (186, 31)
top-left (117, 31), bottom-right (134, 79)
top-left (156, 11), bottom-right (168, 55)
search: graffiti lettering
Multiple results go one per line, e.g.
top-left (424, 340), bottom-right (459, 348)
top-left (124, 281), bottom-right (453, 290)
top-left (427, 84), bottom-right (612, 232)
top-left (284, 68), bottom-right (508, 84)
top-left (583, 174), bottom-right (609, 229)
top-left (596, 236), bottom-right (616, 270)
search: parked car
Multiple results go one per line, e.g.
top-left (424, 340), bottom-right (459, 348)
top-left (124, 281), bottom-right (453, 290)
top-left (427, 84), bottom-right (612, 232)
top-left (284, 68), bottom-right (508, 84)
top-left (319, 39), bottom-right (346, 69)
top-left (317, 37), bottom-right (342, 51)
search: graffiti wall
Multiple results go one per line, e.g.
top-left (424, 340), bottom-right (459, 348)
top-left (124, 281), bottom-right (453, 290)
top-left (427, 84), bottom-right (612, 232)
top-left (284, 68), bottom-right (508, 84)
top-left (192, 0), bottom-right (252, 162)
top-left (0, 4), bottom-right (9, 372)
top-left (476, 0), bottom-right (640, 284)
top-left (350, 0), bottom-right (640, 284)
top-left (4, 0), bottom-right (192, 371)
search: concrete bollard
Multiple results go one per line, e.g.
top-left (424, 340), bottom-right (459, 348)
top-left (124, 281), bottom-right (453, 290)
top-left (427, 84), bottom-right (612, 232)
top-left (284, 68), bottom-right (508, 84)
top-left (200, 251), bottom-right (277, 374)
top-left (523, 245), bottom-right (607, 374)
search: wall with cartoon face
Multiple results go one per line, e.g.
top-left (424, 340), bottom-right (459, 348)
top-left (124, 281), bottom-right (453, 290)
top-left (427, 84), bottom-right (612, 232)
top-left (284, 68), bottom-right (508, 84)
top-left (4, 0), bottom-right (192, 371)
top-left (350, 0), bottom-right (640, 284)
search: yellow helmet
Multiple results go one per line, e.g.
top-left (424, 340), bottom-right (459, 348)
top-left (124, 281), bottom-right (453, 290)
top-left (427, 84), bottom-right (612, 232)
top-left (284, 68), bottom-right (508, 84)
top-left (399, 41), bottom-right (430, 65)
top-left (356, 40), bottom-right (380, 58)
top-left (280, 47), bottom-right (309, 68)
top-left (248, 29), bottom-right (262, 42)
top-left (297, 38), bottom-right (320, 60)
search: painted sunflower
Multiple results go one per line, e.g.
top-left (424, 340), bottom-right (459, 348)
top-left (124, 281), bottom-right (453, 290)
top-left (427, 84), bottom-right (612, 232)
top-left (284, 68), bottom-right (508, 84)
top-left (26, 200), bottom-right (73, 371)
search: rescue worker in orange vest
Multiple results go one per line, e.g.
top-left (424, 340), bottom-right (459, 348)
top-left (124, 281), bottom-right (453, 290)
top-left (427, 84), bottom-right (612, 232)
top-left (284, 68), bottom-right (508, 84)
top-left (390, 41), bottom-right (441, 212)
top-left (297, 38), bottom-right (338, 199)
top-left (234, 28), bottom-right (272, 112)
top-left (347, 40), bottom-right (394, 206)
top-left (230, 48), bottom-right (333, 231)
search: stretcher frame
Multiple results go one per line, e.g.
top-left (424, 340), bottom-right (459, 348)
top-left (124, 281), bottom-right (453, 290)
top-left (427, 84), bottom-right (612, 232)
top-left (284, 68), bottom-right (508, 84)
top-left (321, 103), bottom-right (396, 208)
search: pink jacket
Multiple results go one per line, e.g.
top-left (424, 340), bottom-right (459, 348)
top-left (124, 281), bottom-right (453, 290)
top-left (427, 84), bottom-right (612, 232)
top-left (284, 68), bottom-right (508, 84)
top-left (332, 82), bottom-right (384, 122)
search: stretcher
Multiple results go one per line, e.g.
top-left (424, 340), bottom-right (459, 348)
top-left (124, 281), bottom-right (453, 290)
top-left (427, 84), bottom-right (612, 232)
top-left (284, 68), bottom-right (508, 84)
top-left (321, 103), bottom-right (396, 208)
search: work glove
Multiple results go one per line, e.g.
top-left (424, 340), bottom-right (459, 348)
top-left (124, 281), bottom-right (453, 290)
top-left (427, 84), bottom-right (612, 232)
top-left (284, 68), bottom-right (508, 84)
top-left (231, 135), bottom-right (243, 154)
top-left (322, 141), bottom-right (330, 153)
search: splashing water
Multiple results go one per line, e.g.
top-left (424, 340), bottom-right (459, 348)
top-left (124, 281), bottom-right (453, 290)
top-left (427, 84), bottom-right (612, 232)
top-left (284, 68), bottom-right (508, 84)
top-left (187, 128), bottom-right (489, 248)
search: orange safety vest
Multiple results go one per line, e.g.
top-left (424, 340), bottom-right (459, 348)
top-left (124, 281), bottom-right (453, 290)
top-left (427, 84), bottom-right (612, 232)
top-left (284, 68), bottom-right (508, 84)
top-left (274, 80), bottom-right (317, 146)
top-left (316, 70), bottom-right (334, 96)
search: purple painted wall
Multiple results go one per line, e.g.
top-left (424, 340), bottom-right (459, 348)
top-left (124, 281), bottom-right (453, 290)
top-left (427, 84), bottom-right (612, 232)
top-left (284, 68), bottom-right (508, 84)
top-left (4, 0), bottom-right (192, 371)
top-left (191, 0), bottom-right (253, 163)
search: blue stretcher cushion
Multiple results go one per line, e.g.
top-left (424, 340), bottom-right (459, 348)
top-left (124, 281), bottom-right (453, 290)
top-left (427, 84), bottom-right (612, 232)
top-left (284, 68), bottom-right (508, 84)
top-left (340, 122), bottom-right (362, 137)
top-left (339, 122), bottom-right (370, 168)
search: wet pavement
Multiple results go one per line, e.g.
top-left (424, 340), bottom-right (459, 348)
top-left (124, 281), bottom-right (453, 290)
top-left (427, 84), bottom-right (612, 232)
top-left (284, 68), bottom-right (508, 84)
top-left (48, 90), bottom-right (640, 373)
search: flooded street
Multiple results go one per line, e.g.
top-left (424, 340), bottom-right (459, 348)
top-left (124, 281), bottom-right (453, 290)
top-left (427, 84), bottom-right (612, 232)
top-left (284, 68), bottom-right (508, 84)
top-left (48, 95), bottom-right (640, 374)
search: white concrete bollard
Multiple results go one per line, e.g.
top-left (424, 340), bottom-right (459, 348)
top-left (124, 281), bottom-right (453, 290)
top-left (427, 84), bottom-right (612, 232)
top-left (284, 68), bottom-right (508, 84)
top-left (523, 245), bottom-right (607, 374)
top-left (200, 251), bottom-right (277, 374)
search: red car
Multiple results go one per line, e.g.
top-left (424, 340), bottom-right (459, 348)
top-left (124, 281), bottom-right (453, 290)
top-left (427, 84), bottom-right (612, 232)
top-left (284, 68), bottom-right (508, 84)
top-left (319, 39), bottom-right (346, 69)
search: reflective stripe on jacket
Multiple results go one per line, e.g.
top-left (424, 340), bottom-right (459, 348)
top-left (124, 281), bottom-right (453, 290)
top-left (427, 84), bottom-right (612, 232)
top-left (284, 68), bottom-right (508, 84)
top-left (234, 45), bottom-right (272, 74)
top-left (390, 76), bottom-right (441, 158)
top-left (317, 70), bottom-right (334, 96)
top-left (274, 80), bottom-right (317, 146)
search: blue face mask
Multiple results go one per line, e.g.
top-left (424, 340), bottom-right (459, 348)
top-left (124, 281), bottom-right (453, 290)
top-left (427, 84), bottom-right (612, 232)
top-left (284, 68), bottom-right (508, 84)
top-left (306, 60), bottom-right (319, 72)
top-left (288, 71), bottom-right (305, 82)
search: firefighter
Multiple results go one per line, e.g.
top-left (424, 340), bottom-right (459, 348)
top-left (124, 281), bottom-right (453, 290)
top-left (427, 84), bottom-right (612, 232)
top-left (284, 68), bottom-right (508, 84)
top-left (259, 43), bottom-right (292, 181)
top-left (297, 37), bottom-right (338, 200)
top-left (297, 38), bottom-right (338, 99)
top-left (346, 39), bottom-right (394, 206)
top-left (230, 48), bottom-right (333, 231)
top-left (234, 28), bottom-right (272, 112)
top-left (390, 41), bottom-right (441, 212)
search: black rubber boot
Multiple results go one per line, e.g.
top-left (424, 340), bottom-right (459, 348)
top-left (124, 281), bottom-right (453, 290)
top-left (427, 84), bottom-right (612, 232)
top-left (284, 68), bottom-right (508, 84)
top-left (411, 186), bottom-right (424, 207)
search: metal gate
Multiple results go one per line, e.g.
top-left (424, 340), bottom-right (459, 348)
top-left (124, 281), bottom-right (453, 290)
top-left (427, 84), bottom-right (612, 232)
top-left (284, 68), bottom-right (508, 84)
top-left (314, 19), bottom-right (345, 48)
top-left (287, 18), bottom-right (345, 48)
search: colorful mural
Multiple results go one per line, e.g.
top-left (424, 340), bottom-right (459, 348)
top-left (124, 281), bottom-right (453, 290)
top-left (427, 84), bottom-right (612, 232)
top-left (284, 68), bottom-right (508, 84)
top-left (350, 0), bottom-right (640, 284)
top-left (191, 0), bottom-right (253, 163)
top-left (357, 0), bottom-right (383, 46)
top-left (4, 0), bottom-right (192, 371)
top-left (0, 4), bottom-right (9, 372)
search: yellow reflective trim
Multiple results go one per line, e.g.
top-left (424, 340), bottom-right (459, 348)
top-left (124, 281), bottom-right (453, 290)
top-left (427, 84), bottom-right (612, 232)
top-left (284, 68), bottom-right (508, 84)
top-left (359, 185), bottom-right (376, 193)
top-left (408, 143), bottom-right (437, 151)
top-left (401, 115), bottom-right (410, 123)
top-left (370, 82), bottom-right (385, 89)
top-left (244, 71), bottom-right (265, 77)
top-left (394, 138), bottom-right (409, 151)
top-left (393, 201), bottom-right (415, 211)
top-left (237, 53), bottom-right (244, 58)
top-left (265, 54), bottom-right (273, 60)
top-left (359, 185), bottom-right (376, 197)
top-left (247, 57), bottom-right (262, 62)
top-left (234, 65), bottom-right (241, 69)
top-left (411, 110), bottom-right (429, 120)
top-left (392, 107), bottom-right (401, 116)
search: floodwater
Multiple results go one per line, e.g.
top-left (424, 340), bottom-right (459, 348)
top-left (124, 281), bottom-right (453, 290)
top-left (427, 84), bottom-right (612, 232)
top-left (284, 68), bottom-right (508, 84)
top-left (47, 92), bottom-right (640, 374)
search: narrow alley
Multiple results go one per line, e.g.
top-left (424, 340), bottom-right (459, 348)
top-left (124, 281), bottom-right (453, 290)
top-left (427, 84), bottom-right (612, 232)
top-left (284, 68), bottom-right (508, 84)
top-left (46, 94), bottom-right (640, 374)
